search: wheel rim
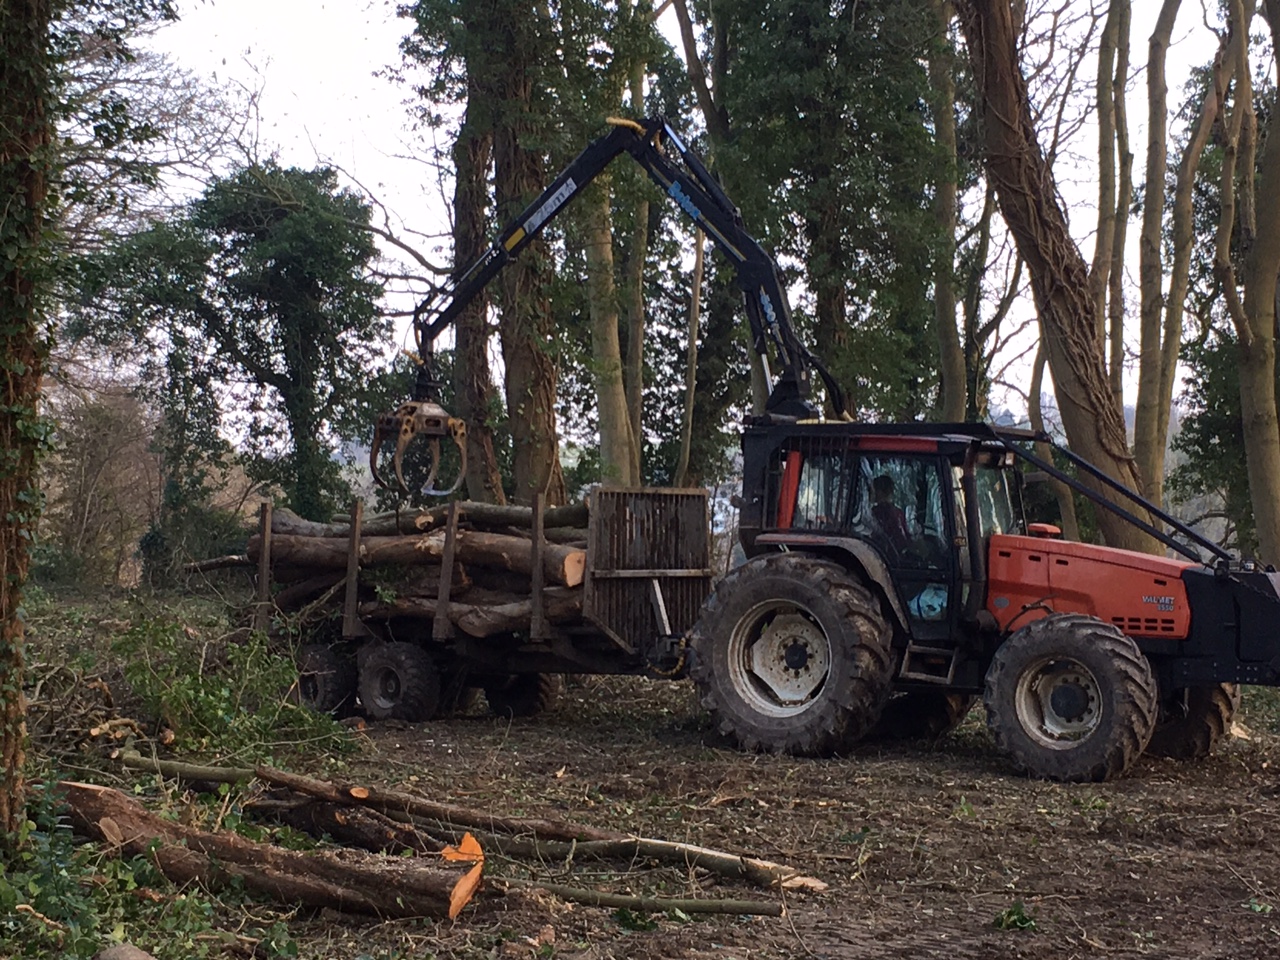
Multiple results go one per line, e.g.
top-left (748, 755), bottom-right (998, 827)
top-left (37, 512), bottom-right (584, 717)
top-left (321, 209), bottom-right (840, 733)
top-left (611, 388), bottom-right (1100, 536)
top-left (727, 601), bottom-right (831, 718)
top-left (1014, 655), bottom-right (1103, 748)
top-left (369, 667), bottom-right (401, 712)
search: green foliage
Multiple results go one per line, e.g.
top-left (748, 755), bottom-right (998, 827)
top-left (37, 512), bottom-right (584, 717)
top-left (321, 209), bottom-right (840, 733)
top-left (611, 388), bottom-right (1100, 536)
top-left (71, 162), bottom-right (391, 522)
top-left (111, 617), bottom-right (347, 761)
top-left (612, 907), bottom-right (659, 931)
top-left (0, 781), bottom-right (224, 960)
top-left (993, 900), bottom-right (1037, 931)
top-left (1170, 330), bottom-right (1257, 555)
top-left (716, 0), bottom-right (943, 420)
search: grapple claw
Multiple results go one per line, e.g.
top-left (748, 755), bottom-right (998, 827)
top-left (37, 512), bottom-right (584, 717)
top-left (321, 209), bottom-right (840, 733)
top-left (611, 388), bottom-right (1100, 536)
top-left (371, 400), bottom-right (469, 497)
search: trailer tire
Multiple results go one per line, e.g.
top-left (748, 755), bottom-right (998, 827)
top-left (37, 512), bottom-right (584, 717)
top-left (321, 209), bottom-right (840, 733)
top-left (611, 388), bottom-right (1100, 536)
top-left (870, 691), bottom-right (975, 741)
top-left (689, 554), bottom-right (893, 757)
top-left (358, 642), bottom-right (441, 722)
top-left (484, 673), bottom-right (564, 718)
top-left (985, 613), bottom-right (1157, 782)
top-left (1145, 683), bottom-right (1239, 760)
top-left (294, 644), bottom-right (356, 716)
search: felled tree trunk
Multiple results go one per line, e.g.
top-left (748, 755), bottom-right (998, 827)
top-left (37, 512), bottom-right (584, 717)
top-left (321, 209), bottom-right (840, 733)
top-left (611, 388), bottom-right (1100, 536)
top-left (61, 781), bottom-right (482, 919)
top-left (251, 531), bottom-right (585, 587)
top-left (361, 587), bottom-right (583, 638)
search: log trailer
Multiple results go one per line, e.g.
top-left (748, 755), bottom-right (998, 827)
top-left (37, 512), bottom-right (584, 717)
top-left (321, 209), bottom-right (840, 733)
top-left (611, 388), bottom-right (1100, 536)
top-left (280, 117), bottom-right (1280, 783)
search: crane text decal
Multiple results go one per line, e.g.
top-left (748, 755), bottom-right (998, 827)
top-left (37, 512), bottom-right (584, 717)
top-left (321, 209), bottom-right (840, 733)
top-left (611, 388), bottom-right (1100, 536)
top-left (525, 179), bottom-right (577, 234)
top-left (668, 181), bottom-right (701, 221)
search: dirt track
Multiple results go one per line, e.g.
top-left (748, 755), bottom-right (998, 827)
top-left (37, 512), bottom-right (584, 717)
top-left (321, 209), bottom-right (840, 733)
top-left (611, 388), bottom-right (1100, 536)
top-left (307, 676), bottom-right (1280, 959)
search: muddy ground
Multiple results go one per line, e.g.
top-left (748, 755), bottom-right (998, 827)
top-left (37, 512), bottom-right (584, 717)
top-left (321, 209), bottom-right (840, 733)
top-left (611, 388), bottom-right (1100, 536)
top-left (291, 676), bottom-right (1280, 960)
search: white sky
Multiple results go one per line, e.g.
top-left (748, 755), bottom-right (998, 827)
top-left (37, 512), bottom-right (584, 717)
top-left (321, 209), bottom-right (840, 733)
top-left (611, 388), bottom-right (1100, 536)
top-left (150, 0), bottom-right (451, 270)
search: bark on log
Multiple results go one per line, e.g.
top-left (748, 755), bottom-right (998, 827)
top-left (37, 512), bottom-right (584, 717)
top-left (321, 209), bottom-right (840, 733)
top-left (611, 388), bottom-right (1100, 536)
top-left (346, 501), bottom-right (590, 535)
top-left (271, 508), bottom-right (350, 538)
top-left (272, 572), bottom-right (345, 611)
top-left (252, 532), bottom-right (585, 587)
top-left (360, 587), bottom-right (583, 638)
top-left (255, 795), bottom-right (446, 856)
top-left (255, 766), bottom-right (622, 842)
top-left (60, 781), bottom-right (481, 919)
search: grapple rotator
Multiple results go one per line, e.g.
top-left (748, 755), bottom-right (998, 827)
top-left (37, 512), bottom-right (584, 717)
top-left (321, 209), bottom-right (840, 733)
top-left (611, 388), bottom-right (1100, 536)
top-left (370, 342), bottom-right (468, 496)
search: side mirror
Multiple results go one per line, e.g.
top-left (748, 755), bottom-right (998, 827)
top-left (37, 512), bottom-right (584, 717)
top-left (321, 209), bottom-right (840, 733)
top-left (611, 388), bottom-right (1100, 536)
top-left (1027, 522), bottom-right (1062, 539)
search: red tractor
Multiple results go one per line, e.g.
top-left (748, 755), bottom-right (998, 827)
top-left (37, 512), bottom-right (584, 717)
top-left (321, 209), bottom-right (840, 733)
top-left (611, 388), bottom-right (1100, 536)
top-left (693, 419), bottom-right (1271, 781)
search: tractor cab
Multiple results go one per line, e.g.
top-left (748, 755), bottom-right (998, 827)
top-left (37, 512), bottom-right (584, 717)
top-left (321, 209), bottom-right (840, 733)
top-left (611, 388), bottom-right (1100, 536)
top-left (738, 419), bottom-right (1027, 646)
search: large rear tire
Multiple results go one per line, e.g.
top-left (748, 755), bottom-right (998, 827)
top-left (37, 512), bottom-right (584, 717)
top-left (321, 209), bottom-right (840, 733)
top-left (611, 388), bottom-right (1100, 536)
top-left (689, 554), bottom-right (893, 757)
top-left (294, 644), bottom-right (356, 716)
top-left (1145, 683), bottom-right (1239, 760)
top-left (357, 642), bottom-right (441, 722)
top-left (985, 613), bottom-right (1157, 782)
top-left (483, 673), bottom-right (564, 718)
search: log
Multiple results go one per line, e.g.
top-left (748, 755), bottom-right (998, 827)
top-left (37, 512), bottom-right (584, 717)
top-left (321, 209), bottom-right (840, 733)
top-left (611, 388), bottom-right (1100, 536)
top-left (476, 835), bottom-right (827, 891)
top-left (255, 766), bottom-right (622, 843)
top-left (271, 572), bottom-right (345, 611)
top-left (255, 795), bottom-right (446, 856)
top-left (348, 501), bottom-right (591, 535)
top-left (252, 531), bottom-right (585, 587)
top-left (360, 587), bottom-right (583, 638)
top-left (272, 507), bottom-right (350, 538)
top-left (60, 781), bottom-right (482, 919)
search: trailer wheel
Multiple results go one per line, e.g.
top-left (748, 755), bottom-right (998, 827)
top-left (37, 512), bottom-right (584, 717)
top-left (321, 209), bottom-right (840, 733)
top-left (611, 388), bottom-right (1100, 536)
top-left (985, 613), bottom-right (1157, 782)
top-left (358, 642), bottom-right (441, 722)
top-left (689, 554), bottom-right (893, 757)
top-left (870, 691), bottom-right (975, 741)
top-left (1145, 683), bottom-right (1239, 760)
top-left (484, 673), bottom-right (564, 718)
top-left (294, 644), bottom-right (356, 716)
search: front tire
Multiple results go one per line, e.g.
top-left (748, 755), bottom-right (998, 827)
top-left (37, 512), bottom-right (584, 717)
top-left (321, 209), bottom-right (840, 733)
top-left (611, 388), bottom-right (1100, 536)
top-left (1145, 683), bottom-right (1239, 760)
top-left (357, 642), bottom-right (441, 722)
top-left (985, 613), bottom-right (1157, 782)
top-left (689, 554), bottom-right (893, 757)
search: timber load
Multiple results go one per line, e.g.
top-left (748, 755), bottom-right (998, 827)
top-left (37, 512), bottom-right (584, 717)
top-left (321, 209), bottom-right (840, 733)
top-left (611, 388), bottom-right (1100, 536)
top-left (248, 490), bottom-right (714, 720)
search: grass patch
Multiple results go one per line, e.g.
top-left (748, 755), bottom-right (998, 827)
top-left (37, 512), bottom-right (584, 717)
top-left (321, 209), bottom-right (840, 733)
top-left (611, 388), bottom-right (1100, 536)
top-left (1241, 685), bottom-right (1280, 734)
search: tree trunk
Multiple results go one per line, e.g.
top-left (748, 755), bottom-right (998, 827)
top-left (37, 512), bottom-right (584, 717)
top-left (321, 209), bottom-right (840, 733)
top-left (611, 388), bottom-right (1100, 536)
top-left (930, 0), bottom-right (966, 421)
top-left (674, 231), bottom-right (705, 487)
top-left (452, 105), bottom-right (507, 504)
top-left (622, 62), bottom-right (649, 484)
top-left (1089, 1), bottom-right (1120, 346)
top-left (955, 0), bottom-right (1157, 552)
top-left (583, 182), bottom-right (637, 486)
top-left (0, 0), bottom-right (52, 842)
top-left (1107, 1), bottom-right (1132, 408)
top-left (1225, 0), bottom-right (1280, 563)
top-left (1135, 3), bottom-right (1242, 511)
top-left (1029, 344), bottom-right (1081, 541)
top-left (252, 532), bottom-right (586, 587)
top-left (489, 2), bottom-right (564, 506)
